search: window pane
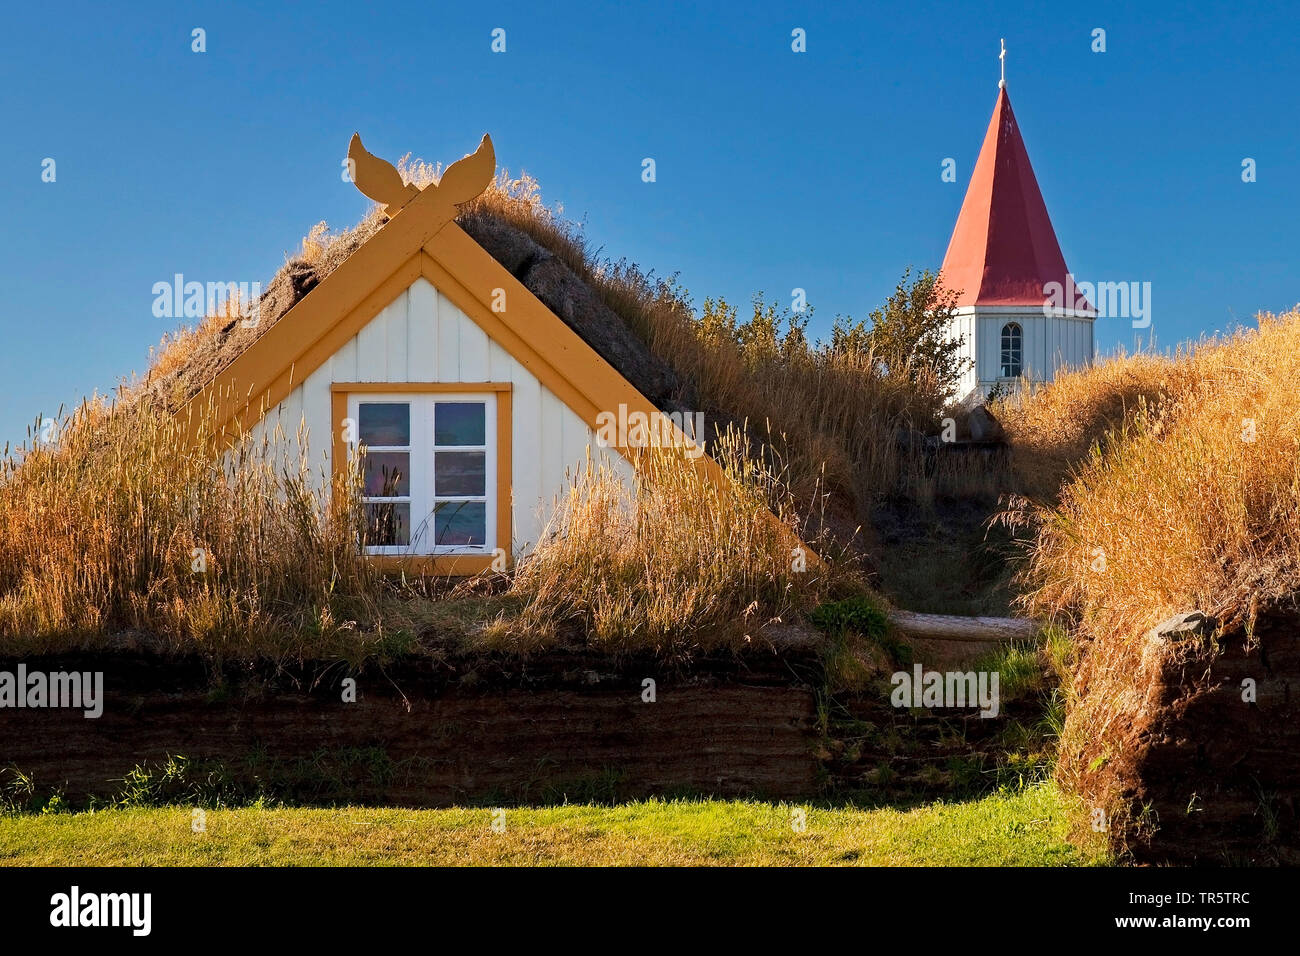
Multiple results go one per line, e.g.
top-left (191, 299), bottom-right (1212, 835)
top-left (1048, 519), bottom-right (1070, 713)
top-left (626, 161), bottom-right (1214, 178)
top-left (434, 501), bottom-right (486, 547)
top-left (435, 402), bottom-right (485, 446)
top-left (362, 451), bottom-right (410, 497)
top-left (435, 451), bottom-right (486, 496)
top-left (359, 403), bottom-right (410, 446)
top-left (1000, 324), bottom-right (1021, 377)
top-left (365, 503), bottom-right (410, 547)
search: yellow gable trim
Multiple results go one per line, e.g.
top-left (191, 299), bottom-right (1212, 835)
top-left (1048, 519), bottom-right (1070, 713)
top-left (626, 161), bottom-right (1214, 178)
top-left (181, 210), bottom-right (694, 466)
top-left (179, 181), bottom-right (462, 442)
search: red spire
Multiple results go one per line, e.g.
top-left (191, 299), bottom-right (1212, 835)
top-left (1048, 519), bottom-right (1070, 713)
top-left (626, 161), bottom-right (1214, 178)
top-left (940, 88), bottom-right (1090, 311)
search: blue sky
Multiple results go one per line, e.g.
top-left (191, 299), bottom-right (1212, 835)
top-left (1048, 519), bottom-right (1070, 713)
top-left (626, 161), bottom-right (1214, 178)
top-left (2, 0), bottom-right (1297, 448)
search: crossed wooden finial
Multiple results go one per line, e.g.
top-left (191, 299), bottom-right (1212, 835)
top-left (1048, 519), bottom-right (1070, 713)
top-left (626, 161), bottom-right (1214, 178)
top-left (347, 132), bottom-right (495, 216)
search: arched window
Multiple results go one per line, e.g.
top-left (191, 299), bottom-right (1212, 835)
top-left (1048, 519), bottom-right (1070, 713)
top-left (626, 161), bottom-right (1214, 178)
top-left (999, 322), bottom-right (1022, 378)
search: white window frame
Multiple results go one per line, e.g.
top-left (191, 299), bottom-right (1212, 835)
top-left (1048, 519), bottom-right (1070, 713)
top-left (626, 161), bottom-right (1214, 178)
top-left (349, 392), bottom-right (497, 557)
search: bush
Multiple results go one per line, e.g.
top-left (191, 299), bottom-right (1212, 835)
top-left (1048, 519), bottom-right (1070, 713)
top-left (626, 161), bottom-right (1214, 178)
top-left (809, 595), bottom-right (910, 672)
top-left (808, 596), bottom-right (890, 642)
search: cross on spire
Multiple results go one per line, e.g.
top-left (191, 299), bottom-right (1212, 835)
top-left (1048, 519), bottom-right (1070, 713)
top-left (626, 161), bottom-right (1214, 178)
top-left (999, 38), bottom-right (1006, 89)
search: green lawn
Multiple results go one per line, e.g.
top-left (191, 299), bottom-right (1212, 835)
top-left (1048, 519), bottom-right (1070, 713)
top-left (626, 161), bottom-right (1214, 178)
top-left (0, 783), bottom-right (1109, 866)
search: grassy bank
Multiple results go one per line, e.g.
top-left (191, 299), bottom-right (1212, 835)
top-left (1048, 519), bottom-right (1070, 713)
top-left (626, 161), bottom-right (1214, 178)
top-left (0, 783), bottom-right (1107, 866)
top-left (999, 309), bottom-right (1300, 850)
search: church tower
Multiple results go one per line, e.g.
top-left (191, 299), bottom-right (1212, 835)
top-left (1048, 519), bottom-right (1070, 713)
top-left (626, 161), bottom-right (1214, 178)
top-left (940, 45), bottom-right (1094, 400)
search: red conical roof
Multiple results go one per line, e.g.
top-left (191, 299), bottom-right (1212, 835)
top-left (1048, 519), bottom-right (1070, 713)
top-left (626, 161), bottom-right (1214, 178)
top-left (940, 87), bottom-right (1089, 311)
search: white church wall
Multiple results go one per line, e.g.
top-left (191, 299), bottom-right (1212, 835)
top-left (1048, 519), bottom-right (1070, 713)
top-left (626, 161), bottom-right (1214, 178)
top-left (948, 307), bottom-right (1095, 401)
top-left (948, 308), bottom-right (980, 399)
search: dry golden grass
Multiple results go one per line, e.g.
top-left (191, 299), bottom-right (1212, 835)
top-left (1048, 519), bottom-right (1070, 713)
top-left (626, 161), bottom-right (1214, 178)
top-left (1011, 312), bottom-right (1300, 642)
top-left (125, 156), bottom-right (944, 604)
top-left (607, 285), bottom-right (952, 511)
top-left (137, 154), bottom-right (957, 533)
top-left (0, 397), bottom-right (390, 660)
top-left (505, 429), bottom-right (852, 654)
top-left (2, 154), bottom-right (962, 658)
top-left (451, 161), bottom-right (960, 516)
top-left (0, 398), bottom-right (847, 659)
top-left (1002, 309), bottom-right (1300, 832)
top-left (994, 346), bottom-right (1206, 499)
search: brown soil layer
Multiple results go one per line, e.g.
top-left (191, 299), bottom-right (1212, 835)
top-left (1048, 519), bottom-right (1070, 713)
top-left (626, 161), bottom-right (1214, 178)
top-left (1074, 601), bottom-right (1300, 865)
top-left (0, 649), bottom-right (819, 806)
top-left (1133, 607), bottom-right (1300, 864)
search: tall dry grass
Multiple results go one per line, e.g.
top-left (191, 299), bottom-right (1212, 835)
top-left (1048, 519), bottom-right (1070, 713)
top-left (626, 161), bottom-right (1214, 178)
top-left (1010, 313), bottom-right (1300, 642)
top-left (994, 345), bottom-right (1208, 500)
top-left (6, 156), bottom-right (929, 659)
top-left (1002, 310), bottom-right (1300, 823)
top-left (0, 397), bottom-right (384, 660)
top-left (606, 285), bottom-right (953, 510)
top-left (136, 153), bottom-right (962, 532)
top-left (143, 155), bottom-right (962, 533)
top-left (507, 429), bottom-right (852, 654)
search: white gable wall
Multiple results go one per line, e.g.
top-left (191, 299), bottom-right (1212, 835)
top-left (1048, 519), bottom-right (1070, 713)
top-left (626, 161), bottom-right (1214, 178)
top-left (245, 275), bottom-right (634, 557)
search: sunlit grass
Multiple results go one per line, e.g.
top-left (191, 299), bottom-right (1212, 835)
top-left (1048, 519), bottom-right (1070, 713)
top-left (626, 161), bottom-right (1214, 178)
top-left (1009, 310), bottom-right (1300, 650)
top-left (998, 308), bottom-right (1300, 838)
top-left (0, 783), bottom-right (1108, 867)
top-left (505, 431), bottom-right (847, 653)
top-left (0, 398), bottom-right (385, 660)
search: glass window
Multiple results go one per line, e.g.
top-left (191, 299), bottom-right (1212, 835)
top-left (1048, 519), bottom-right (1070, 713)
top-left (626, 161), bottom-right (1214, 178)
top-left (358, 403), bottom-right (410, 446)
top-left (365, 503), bottom-right (410, 547)
top-left (431, 400), bottom-right (488, 547)
top-left (435, 402), bottom-right (486, 446)
top-left (362, 451), bottom-right (410, 497)
top-left (358, 401), bottom-right (412, 549)
top-left (1000, 323), bottom-right (1023, 379)
top-left (434, 451), bottom-right (486, 496)
top-left (351, 395), bottom-right (495, 555)
top-left (434, 501), bottom-right (487, 547)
